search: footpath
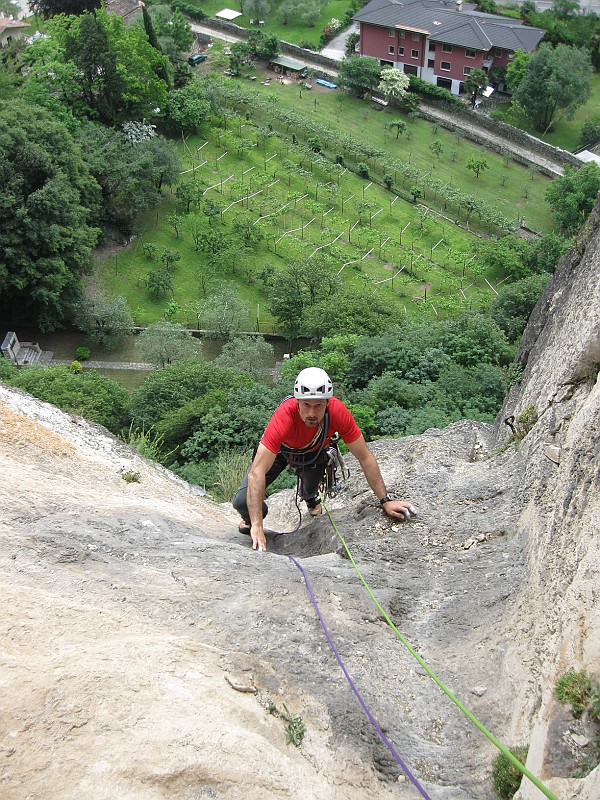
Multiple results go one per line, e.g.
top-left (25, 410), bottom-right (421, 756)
top-left (192, 21), bottom-right (568, 177)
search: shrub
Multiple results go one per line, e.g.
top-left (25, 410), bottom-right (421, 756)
top-left (357, 162), bottom-right (369, 178)
top-left (554, 670), bottom-right (592, 717)
top-left (70, 360), bottom-right (83, 374)
top-left (408, 75), bottom-right (459, 104)
top-left (121, 470), bottom-right (141, 483)
top-left (169, 0), bottom-right (206, 21)
top-left (76, 347), bottom-right (91, 361)
top-left (491, 746), bottom-right (528, 800)
top-left (212, 448), bottom-right (253, 502)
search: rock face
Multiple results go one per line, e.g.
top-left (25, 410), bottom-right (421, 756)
top-left (1, 202), bottom-right (599, 799)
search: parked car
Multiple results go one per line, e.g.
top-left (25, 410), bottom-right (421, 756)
top-left (188, 54), bottom-right (207, 66)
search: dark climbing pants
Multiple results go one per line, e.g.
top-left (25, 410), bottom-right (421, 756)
top-left (232, 451), bottom-right (328, 524)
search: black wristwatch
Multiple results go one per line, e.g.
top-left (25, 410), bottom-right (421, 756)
top-left (379, 493), bottom-right (395, 506)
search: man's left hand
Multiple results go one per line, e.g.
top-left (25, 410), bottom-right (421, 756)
top-left (382, 499), bottom-right (417, 521)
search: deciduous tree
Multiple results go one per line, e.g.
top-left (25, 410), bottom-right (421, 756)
top-left (0, 102), bottom-right (100, 330)
top-left (72, 294), bottom-right (135, 349)
top-left (137, 321), bottom-right (202, 367)
top-left (512, 42), bottom-right (592, 132)
top-left (378, 68), bottom-right (409, 104)
top-left (544, 162), bottom-right (600, 234)
top-left (338, 54), bottom-right (382, 98)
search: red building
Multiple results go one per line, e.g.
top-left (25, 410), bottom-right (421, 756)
top-left (354, 0), bottom-right (545, 95)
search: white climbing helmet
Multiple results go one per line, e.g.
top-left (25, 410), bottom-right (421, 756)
top-left (294, 367), bottom-right (333, 400)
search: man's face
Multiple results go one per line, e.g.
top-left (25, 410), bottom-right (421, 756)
top-left (297, 399), bottom-right (328, 428)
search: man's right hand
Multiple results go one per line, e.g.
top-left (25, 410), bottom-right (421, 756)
top-left (251, 524), bottom-right (267, 552)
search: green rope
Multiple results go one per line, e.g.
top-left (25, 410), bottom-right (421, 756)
top-left (322, 502), bottom-right (558, 800)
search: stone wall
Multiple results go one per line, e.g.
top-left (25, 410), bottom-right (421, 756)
top-left (433, 100), bottom-right (582, 171)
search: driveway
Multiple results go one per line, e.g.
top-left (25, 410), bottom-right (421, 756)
top-left (320, 22), bottom-right (358, 61)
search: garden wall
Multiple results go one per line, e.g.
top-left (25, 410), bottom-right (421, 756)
top-left (204, 17), bottom-right (340, 74)
top-left (428, 100), bottom-right (582, 172)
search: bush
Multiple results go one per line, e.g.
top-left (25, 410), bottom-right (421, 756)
top-left (8, 365), bottom-right (130, 434)
top-left (554, 670), bottom-right (592, 717)
top-left (70, 360), bottom-right (83, 374)
top-left (491, 746), bottom-right (528, 800)
top-left (76, 347), bottom-right (91, 361)
top-left (169, 0), bottom-right (206, 21)
top-left (408, 75), bottom-right (459, 104)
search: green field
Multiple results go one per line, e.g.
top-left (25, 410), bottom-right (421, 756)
top-left (97, 63), bottom-right (557, 332)
top-left (196, 0), bottom-right (350, 48)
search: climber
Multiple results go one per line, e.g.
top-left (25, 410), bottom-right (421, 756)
top-left (232, 367), bottom-right (416, 552)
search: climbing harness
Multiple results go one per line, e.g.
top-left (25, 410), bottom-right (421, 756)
top-left (288, 500), bottom-right (558, 800)
top-left (322, 434), bottom-right (350, 498)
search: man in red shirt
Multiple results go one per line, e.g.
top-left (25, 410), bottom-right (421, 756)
top-left (232, 367), bottom-right (415, 552)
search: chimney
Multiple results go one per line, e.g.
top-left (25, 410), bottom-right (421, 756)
top-left (456, 0), bottom-right (463, 9)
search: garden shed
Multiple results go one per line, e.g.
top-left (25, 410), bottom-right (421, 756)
top-left (268, 56), bottom-right (308, 78)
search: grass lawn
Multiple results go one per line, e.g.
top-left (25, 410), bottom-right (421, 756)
top-left (97, 63), bottom-right (558, 332)
top-left (491, 72), bottom-right (600, 153)
top-left (235, 64), bottom-right (555, 233)
top-left (192, 0), bottom-right (349, 48)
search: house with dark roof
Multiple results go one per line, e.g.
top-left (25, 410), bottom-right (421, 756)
top-left (353, 0), bottom-right (545, 95)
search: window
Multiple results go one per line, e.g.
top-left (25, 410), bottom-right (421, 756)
top-left (465, 48), bottom-right (476, 59)
top-left (398, 46), bottom-right (405, 56)
top-left (398, 29), bottom-right (405, 38)
top-left (429, 41), bottom-right (436, 52)
top-left (463, 66), bottom-right (472, 75)
top-left (427, 59), bottom-right (435, 68)
top-left (442, 43), bottom-right (452, 53)
top-left (389, 45), bottom-right (395, 54)
top-left (389, 28), bottom-right (395, 37)
top-left (412, 32), bottom-right (420, 41)
top-left (495, 48), bottom-right (502, 57)
top-left (411, 49), bottom-right (419, 58)
top-left (440, 61), bottom-right (451, 71)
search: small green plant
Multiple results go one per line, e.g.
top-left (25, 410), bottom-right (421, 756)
top-left (491, 746), bottom-right (528, 800)
top-left (124, 423), bottom-right (174, 465)
top-left (75, 346), bottom-right (91, 361)
top-left (267, 701), bottom-right (306, 747)
top-left (70, 360), bottom-right (82, 374)
top-left (212, 448), bottom-right (254, 502)
top-left (516, 405), bottom-right (537, 437)
top-left (499, 404), bottom-right (539, 453)
top-left (122, 470), bottom-right (141, 483)
top-left (554, 670), bottom-right (592, 717)
top-left (281, 704), bottom-right (306, 747)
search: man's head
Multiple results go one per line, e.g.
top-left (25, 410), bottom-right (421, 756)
top-left (293, 367), bottom-right (333, 428)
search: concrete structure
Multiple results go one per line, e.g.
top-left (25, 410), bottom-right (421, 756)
top-left (1, 332), bottom-right (53, 367)
top-left (354, 0), bottom-right (545, 95)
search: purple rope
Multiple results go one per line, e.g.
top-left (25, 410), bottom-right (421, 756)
top-left (288, 555), bottom-right (433, 800)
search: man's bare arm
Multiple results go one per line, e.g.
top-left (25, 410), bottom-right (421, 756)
top-left (346, 435), bottom-right (415, 521)
top-left (246, 443), bottom-right (277, 551)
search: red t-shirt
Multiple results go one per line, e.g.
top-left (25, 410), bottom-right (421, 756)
top-left (261, 397), bottom-right (362, 455)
